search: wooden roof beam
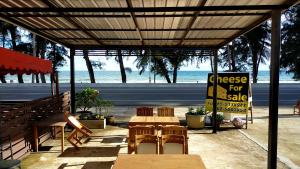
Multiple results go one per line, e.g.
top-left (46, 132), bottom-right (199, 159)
top-left (178, 0), bottom-right (207, 46)
top-left (0, 5), bottom-right (289, 13)
top-left (125, 0), bottom-right (144, 45)
top-left (40, 0), bottom-right (104, 46)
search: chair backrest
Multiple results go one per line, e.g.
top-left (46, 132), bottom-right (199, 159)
top-left (161, 126), bottom-right (188, 139)
top-left (128, 125), bottom-right (155, 143)
top-left (135, 135), bottom-right (158, 154)
top-left (64, 112), bottom-right (83, 130)
top-left (136, 107), bottom-right (153, 116)
top-left (160, 135), bottom-right (185, 154)
top-left (297, 100), bottom-right (300, 107)
top-left (157, 107), bottom-right (174, 117)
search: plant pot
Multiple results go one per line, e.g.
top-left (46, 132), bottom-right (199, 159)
top-left (106, 115), bottom-right (115, 125)
top-left (79, 119), bottom-right (106, 129)
top-left (186, 114), bottom-right (205, 129)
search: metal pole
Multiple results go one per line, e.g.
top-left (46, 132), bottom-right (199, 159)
top-left (70, 48), bottom-right (76, 114)
top-left (149, 54), bottom-right (151, 83)
top-left (212, 49), bottom-right (218, 133)
top-left (268, 9), bottom-right (281, 169)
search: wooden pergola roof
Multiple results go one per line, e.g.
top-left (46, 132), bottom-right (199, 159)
top-left (0, 0), bottom-right (298, 50)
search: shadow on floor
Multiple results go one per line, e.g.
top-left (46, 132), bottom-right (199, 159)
top-left (82, 161), bottom-right (114, 169)
top-left (58, 146), bottom-right (120, 157)
top-left (101, 136), bottom-right (126, 143)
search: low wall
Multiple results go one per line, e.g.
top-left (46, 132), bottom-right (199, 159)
top-left (0, 92), bottom-right (70, 160)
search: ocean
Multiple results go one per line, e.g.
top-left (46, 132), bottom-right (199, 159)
top-left (3, 70), bottom-right (298, 83)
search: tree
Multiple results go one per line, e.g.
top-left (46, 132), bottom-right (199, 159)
top-left (46, 42), bottom-right (68, 82)
top-left (35, 36), bottom-right (47, 83)
top-left (281, 5), bottom-right (300, 80)
top-left (219, 39), bottom-right (249, 72)
top-left (135, 49), bottom-right (172, 83)
top-left (106, 50), bottom-right (132, 83)
top-left (83, 50), bottom-right (96, 83)
top-left (0, 21), bottom-right (9, 83)
top-left (244, 22), bottom-right (270, 83)
top-left (8, 25), bottom-right (24, 83)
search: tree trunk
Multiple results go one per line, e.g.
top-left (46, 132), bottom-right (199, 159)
top-left (210, 55), bottom-right (214, 72)
top-left (230, 45), bottom-right (237, 72)
top-left (83, 50), bottom-right (96, 83)
top-left (172, 65), bottom-right (178, 83)
top-left (1, 34), bottom-right (7, 83)
top-left (252, 50), bottom-right (258, 83)
top-left (35, 74), bottom-right (40, 83)
top-left (117, 50), bottom-right (126, 83)
top-left (0, 75), bottom-right (6, 83)
top-left (155, 57), bottom-right (171, 83)
top-left (39, 39), bottom-right (47, 83)
top-left (9, 26), bottom-right (24, 83)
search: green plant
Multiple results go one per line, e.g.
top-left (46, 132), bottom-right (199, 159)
top-left (216, 113), bottom-right (224, 123)
top-left (186, 107), bottom-right (194, 115)
top-left (186, 106), bottom-right (206, 115)
top-left (95, 98), bottom-right (113, 117)
top-left (76, 88), bottom-right (99, 112)
top-left (195, 106), bottom-right (206, 115)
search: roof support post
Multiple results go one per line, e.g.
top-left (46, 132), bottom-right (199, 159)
top-left (70, 48), bottom-right (76, 115)
top-left (268, 9), bottom-right (281, 169)
top-left (212, 49), bottom-right (218, 133)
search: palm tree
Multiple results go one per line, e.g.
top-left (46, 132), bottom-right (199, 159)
top-left (117, 50), bottom-right (126, 83)
top-left (106, 50), bottom-right (132, 83)
top-left (83, 50), bottom-right (96, 83)
top-left (135, 49), bottom-right (172, 83)
top-left (219, 39), bottom-right (248, 72)
top-left (244, 23), bottom-right (270, 83)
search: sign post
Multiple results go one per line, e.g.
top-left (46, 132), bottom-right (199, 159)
top-left (205, 72), bottom-right (250, 128)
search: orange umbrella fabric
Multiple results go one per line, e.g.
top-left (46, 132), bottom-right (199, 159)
top-left (0, 47), bottom-right (52, 75)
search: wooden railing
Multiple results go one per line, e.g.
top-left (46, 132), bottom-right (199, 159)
top-left (0, 91), bottom-right (70, 160)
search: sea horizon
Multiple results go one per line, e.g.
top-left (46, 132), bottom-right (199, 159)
top-left (3, 70), bottom-right (298, 83)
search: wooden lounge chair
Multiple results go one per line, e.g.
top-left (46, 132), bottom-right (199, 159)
top-left (128, 125), bottom-right (155, 154)
top-left (136, 107), bottom-right (153, 116)
top-left (161, 125), bottom-right (188, 154)
top-left (64, 112), bottom-right (93, 148)
top-left (135, 135), bottom-right (158, 154)
top-left (294, 100), bottom-right (300, 115)
top-left (159, 135), bottom-right (185, 154)
top-left (157, 107), bottom-right (174, 117)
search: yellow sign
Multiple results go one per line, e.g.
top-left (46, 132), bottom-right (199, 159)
top-left (205, 73), bottom-right (249, 114)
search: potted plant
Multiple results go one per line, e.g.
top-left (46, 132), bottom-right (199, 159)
top-left (76, 88), bottom-right (99, 114)
top-left (186, 106), bottom-right (206, 129)
top-left (95, 98), bottom-right (114, 125)
top-left (76, 88), bottom-right (113, 129)
top-left (215, 113), bottom-right (224, 129)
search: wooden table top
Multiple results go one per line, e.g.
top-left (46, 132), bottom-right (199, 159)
top-left (128, 116), bottom-right (180, 126)
top-left (112, 154), bottom-right (206, 169)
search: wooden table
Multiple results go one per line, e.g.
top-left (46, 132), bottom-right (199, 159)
top-left (112, 154), bottom-right (206, 169)
top-left (128, 116), bottom-right (180, 127)
top-left (33, 121), bottom-right (67, 153)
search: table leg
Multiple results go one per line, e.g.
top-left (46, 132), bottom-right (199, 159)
top-left (34, 126), bottom-right (38, 152)
top-left (61, 126), bottom-right (64, 153)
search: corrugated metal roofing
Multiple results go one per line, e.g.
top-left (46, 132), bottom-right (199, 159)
top-left (0, 0), bottom-right (298, 49)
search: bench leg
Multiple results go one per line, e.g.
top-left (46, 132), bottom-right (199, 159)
top-left (34, 126), bottom-right (39, 152)
top-left (61, 126), bottom-right (64, 153)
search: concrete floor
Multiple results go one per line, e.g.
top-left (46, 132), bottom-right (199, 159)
top-left (20, 106), bottom-right (299, 169)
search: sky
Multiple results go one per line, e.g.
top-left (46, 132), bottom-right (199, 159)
top-left (59, 54), bottom-right (270, 71)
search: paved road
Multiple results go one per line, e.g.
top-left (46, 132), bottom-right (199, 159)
top-left (0, 83), bottom-right (299, 106)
